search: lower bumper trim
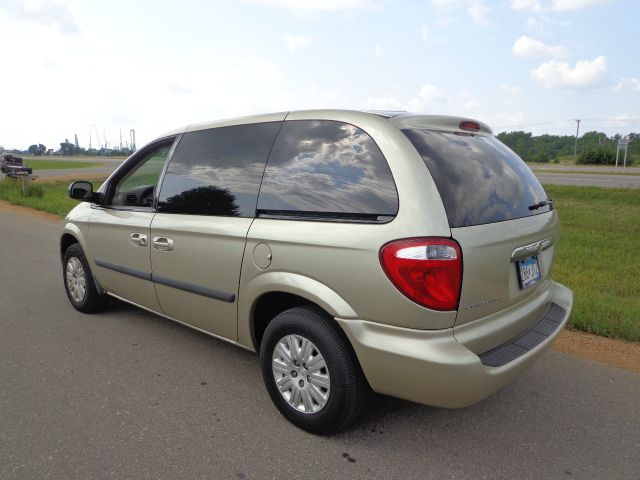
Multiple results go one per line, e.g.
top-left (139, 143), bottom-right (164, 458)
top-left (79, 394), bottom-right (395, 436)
top-left (479, 303), bottom-right (565, 367)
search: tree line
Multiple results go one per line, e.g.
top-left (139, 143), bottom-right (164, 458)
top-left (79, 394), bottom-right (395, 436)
top-left (24, 141), bottom-right (133, 157)
top-left (496, 130), bottom-right (638, 165)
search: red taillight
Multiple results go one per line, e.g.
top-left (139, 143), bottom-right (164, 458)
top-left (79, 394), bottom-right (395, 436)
top-left (380, 238), bottom-right (462, 311)
top-left (459, 120), bottom-right (480, 132)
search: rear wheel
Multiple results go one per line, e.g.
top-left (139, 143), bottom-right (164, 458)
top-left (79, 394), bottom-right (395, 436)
top-left (260, 306), bottom-right (369, 435)
top-left (63, 243), bottom-right (107, 313)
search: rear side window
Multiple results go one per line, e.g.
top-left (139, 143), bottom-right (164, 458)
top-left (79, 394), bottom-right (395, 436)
top-left (403, 129), bottom-right (552, 228)
top-left (257, 120), bottom-right (398, 221)
top-left (157, 122), bottom-right (281, 217)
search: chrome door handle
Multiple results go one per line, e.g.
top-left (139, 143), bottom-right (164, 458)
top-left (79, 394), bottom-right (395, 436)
top-left (130, 232), bottom-right (148, 247)
top-left (152, 236), bottom-right (174, 251)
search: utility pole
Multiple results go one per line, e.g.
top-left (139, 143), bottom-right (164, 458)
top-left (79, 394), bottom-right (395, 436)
top-left (130, 129), bottom-right (136, 152)
top-left (573, 119), bottom-right (581, 160)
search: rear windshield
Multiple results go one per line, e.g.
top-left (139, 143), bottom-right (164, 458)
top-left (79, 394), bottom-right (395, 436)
top-left (403, 129), bottom-right (552, 228)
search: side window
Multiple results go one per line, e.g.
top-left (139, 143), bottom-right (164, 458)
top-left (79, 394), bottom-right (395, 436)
top-left (157, 122), bottom-right (281, 217)
top-left (110, 142), bottom-right (172, 207)
top-left (257, 120), bottom-right (399, 219)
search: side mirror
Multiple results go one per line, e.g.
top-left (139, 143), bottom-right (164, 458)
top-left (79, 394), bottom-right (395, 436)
top-left (69, 181), bottom-right (102, 203)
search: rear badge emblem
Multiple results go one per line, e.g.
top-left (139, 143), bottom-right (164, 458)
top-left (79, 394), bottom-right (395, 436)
top-left (464, 296), bottom-right (503, 311)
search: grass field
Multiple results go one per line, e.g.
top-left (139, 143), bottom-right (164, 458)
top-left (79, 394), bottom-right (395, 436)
top-left (545, 184), bottom-right (640, 342)
top-left (26, 160), bottom-right (103, 170)
top-left (0, 178), bottom-right (103, 216)
top-left (23, 155), bottom-right (127, 162)
top-left (527, 153), bottom-right (639, 167)
top-left (0, 178), bottom-right (637, 341)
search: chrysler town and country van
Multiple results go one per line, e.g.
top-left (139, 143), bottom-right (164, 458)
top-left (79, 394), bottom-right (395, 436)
top-left (61, 110), bottom-right (573, 434)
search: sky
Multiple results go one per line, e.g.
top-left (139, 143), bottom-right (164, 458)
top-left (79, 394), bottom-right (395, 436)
top-left (1, 0), bottom-right (639, 151)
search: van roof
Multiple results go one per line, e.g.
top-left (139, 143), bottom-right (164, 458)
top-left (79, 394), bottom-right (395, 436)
top-left (158, 109), bottom-right (492, 139)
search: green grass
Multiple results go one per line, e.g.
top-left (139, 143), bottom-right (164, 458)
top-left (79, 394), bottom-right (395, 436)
top-left (527, 153), bottom-right (639, 167)
top-left (0, 178), bottom-right (103, 216)
top-left (545, 184), bottom-right (640, 342)
top-left (26, 160), bottom-right (103, 170)
top-left (24, 155), bottom-right (127, 162)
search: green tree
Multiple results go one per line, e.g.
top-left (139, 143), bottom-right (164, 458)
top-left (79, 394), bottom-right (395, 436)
top-left (28, 144), bottom-right (47, 155)
top-left (577, 145), bottom-right (616, 165)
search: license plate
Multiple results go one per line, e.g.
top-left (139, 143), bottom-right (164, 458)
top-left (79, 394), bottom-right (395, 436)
top-left (517, 256), bottom-right (542, 288)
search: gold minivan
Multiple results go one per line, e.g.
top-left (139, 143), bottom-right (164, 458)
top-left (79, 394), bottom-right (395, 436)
top-left (61, 110), bottom-right (573, 434)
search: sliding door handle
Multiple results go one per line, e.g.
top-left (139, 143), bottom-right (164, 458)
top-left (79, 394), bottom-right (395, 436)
top-left (152, 236), bottom-right (174, 251)
top-left (130, 232), bottom-right (148, 247)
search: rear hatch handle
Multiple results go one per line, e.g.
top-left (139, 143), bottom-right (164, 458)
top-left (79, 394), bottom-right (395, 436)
top-left (511, 237), bottom-right (554, 263)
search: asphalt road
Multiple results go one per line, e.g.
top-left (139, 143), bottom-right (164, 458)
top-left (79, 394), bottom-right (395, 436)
top-left (535, 172), bottom-right (640, 188)
top-left (530, 165), bottom-right (640, 174)
top-left (1, 208), bottom-right (639, 480)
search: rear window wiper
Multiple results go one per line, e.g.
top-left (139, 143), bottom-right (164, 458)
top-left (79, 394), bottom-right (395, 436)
top-left (528, 199), bottom-right (553, 211)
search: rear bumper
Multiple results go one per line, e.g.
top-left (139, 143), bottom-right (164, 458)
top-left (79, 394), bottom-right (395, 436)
top-left (336, 281), bottom-right (573, 408)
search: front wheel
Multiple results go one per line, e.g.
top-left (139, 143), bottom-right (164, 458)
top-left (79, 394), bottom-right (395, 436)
top-left (260, 306), bottom-right (369, 435)
top-left (63, 243), bottom-right (107, 313)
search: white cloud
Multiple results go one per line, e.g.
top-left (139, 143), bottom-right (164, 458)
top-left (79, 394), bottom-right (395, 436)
top-left (512, 35), bottom-right (567, 58)
top-left (532, 55), bottom-right (608, 89)
top-left (500, 84), bottom-right (523, 99)
top-left (510, 0), bottom-right (547, 12)
top-left (365, 96), bottom-right (406, 111)
top-left (525, 15), bottom-right (571, 33)
top-left (551, 0), bottom-right (611, 11)
top-left (606, 113), bottom-right (633, 124)
top-left (0, 0), bottom-right (79, 34)
top-left (614, 78), bottom-right (640, 92)
top-left (374, 44), bottom-right (385, 58)
top-left (526, 16), bottom-right (541, 29)
top-left (591, 114), bottom-right (638, 131)
top-left (431, 0), bottom-right (461, 8)
top-left (500, 84), bottom-right (523, 95)
top-left (464, 99), bottom-right (482, 109)
top-left (485, 112), bottom-right (526, 130)
top-left (412, 84), bottom-right (450, 105)
top-left (430, 0), bottom-right (491, 26)
top-left (242, 0), bottom-right (374, 11)
top-left (283, 34), bottom-right (312, 52)
top-left (366, 84), bottom-right (451, 113)
top-left (459, 91), bottom-right (482, 110)
top-left (510, 0), bottom-right (610, 11)
top-left (420, 25), bottom-right (432, 41)
top-left (308, 86), bottom-right (351, 107)
top-left (467, 1), bottom-right (490, 25)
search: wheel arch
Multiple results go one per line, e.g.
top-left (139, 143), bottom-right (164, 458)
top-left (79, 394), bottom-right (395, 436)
top-left (239, 272), bottom-right (359, 353)
top-left (60, 232), bottom-right (78, 261)
top-left (60, 222), bottom-right (91, 266)
top-left (60, 222), bottom-right (104, 292)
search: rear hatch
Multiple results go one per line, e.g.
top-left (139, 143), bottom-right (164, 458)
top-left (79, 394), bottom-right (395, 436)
top-left (401, 124), bottom-right (556, 327)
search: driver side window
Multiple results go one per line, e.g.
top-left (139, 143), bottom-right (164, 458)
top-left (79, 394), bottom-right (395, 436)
top-left (110, 143), bottom-right (172, 207)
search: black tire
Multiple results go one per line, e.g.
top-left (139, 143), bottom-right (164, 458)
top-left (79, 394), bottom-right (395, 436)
top-left (260, 306), bottom-right (369, 435)
top-left (62, 243), bottom-right (108, 313)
